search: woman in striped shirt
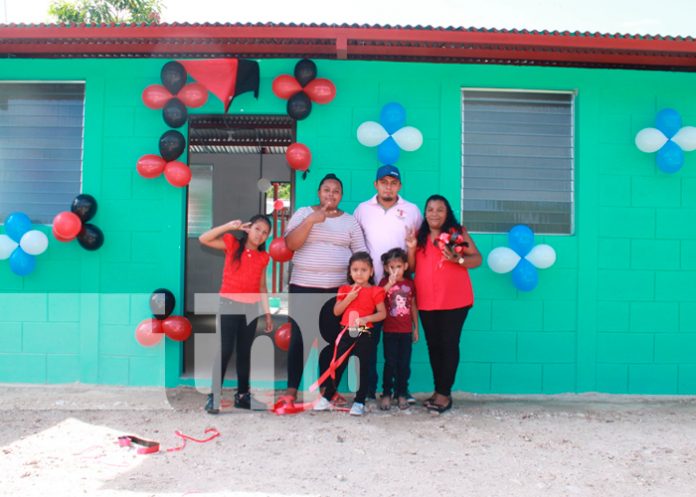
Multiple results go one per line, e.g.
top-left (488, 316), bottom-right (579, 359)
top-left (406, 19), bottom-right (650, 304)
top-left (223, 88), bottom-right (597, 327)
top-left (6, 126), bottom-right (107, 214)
top-left (279, 173), bottom-right (367, 407)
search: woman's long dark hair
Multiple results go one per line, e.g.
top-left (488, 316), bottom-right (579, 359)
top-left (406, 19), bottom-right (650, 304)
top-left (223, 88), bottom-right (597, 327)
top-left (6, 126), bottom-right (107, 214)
top-left (416, 194), bottom-right (462, 249)
top-left (233, 214), bottom-right (272, 262)
top-left (346, 251), bottom-right (375, 285)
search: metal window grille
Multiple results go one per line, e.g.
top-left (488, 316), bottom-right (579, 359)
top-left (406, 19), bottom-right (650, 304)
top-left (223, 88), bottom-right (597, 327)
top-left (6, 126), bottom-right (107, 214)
top-left (461, 89), bottom-right (575, 234)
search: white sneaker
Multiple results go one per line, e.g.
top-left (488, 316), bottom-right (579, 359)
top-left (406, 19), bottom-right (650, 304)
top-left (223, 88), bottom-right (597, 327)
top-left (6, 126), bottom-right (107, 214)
top-left (313, 396), bottom-right (332, 411)
top-left (349, 402), bottom-right (365, 416)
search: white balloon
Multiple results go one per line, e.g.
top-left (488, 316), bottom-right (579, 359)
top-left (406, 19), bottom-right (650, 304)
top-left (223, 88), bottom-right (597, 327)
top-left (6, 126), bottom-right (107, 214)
top-left (256, 178), bottom-right (272, 192)
top-left (392, 126), bottom-right (423, 151)
top-left (525, 244), bottom-right (556, 269)
top-left (487, 247), bottom-right (521, 274)
top-left (357, 121), bottom-right (389, 147)
top-left (0, 234), bottom-right (19, 260)
top-left (635, 127), bottom-right (667, 153)
top-left (20, 230), bottom-right (49, 256)
top-left (671, 126), bottom-right (696, 152)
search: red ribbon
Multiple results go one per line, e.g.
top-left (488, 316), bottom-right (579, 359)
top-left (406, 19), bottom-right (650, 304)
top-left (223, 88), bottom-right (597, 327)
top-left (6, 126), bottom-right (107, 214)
top-left (118, 428), bottom-right (220, 455)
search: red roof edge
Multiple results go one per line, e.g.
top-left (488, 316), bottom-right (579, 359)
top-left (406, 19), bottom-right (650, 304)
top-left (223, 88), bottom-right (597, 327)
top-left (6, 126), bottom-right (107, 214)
top-left (1, 23), bottom-right (695, 71)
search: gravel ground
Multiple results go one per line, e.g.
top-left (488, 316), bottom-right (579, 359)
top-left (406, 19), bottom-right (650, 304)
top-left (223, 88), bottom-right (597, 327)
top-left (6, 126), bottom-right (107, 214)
top-left (2, 385), bottom-right (696, 497)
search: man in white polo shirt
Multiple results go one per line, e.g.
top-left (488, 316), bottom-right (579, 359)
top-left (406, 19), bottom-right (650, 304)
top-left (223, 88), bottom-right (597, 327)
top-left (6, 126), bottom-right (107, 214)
top-left (353, 164), bottom-right (422, 401)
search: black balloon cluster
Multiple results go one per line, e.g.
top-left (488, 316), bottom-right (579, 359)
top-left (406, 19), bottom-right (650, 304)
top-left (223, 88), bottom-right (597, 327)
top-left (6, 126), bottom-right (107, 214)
top-left (52, 194), bottom-right (104, 250)
top-left (272, 59), bottom-right (336, 121)
top-left (71, 194), bottom-right (104, 251)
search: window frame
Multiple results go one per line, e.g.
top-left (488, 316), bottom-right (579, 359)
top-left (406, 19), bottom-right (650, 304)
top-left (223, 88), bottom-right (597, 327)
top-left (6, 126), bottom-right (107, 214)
top-left (460, 87), bottom-right (576, 235)
top-left (0, 80), bottom-right (86, 226)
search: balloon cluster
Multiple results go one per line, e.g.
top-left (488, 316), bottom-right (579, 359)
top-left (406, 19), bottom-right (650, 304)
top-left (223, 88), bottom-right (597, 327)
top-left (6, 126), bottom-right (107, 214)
top-left (487, 225), bottom-right (556, 292)
top-left (142, 61), bottom-right (208, 127)
top-left (136, 131), bottom-right (191, 188)
top-left (52, 194), bottom-right (104, 251)
top-left (135, 288), bottom-right (192, 347)
top-left (0, 212), bottom-right (49, 276)
top-left (272, 59), bottom-right (336, 120)
top-left (139, 61), bottom-right (202, 188)
top-left (635, 108), bottom-right (696, 173)
top-left (357, 102), bottom-right (423, 165)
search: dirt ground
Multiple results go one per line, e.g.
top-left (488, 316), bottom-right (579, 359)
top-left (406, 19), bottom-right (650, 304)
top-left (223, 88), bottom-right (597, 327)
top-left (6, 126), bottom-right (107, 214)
top-left (2, 385), bottom-right (696, 497)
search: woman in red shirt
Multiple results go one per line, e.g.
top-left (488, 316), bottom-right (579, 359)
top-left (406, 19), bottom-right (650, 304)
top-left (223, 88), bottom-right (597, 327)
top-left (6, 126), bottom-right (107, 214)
top-left (199, 215), bottom-right (273, 414)
top-left (407, 195), bottom-right (482, 413)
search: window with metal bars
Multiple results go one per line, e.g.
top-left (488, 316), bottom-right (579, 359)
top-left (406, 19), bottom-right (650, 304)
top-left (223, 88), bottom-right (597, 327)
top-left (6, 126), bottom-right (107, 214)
top-left (0, 82), bottom-right (85, 224)
top-left (461, 89), bottom-right (574, 234)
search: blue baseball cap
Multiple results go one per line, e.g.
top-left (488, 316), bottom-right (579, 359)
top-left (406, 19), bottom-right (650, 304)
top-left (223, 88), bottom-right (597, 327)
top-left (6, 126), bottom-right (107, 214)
top-left (376, 164), bottom-right (401, 181)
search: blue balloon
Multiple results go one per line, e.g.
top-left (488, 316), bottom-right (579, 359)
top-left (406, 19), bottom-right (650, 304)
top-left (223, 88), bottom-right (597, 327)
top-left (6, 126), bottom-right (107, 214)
top-left (4, 212), bottom-right (32, 243)
top-left (9, 247), bottom-right (36, 276)
top-left (508, 224), bottom-right (535, 257)
top-left (511, 258), bottom-right (538, 292)
top-left (380, 102), bottom-right (406, 135)
top-left (655, 108), bottom-right (682, 139)
top-left (656, 140), bottom-right (684, 173)
top-left (377, 136), bottom-right (400, 165)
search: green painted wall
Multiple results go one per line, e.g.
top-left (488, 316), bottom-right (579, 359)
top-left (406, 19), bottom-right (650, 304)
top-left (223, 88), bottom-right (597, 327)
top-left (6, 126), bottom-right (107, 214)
top-left (1, 57), bottom-right (695, 394)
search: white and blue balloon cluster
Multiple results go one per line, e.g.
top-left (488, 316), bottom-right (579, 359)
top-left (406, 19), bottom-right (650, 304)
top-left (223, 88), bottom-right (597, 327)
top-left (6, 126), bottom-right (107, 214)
top-left (357, 102), bottom-right (423, 165)
top-left (487, 225), bottom-right (556, 292)
top-left (0, 212), bottom-right (49, 276)
top-left (635, 108), bottom-right (696, 173)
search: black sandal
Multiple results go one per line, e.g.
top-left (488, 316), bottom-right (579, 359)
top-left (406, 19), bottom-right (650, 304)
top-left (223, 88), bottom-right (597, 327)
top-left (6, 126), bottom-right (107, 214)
top-left (426, 398), bottom-right (452, 414)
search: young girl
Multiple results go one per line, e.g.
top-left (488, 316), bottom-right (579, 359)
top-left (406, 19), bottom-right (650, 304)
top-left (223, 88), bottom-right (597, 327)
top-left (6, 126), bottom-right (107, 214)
top-left (198, 215), bottom-right (274, 414)
top-left (313, 251), bottom-right (386, 416)
top-left (378, 248), bottom-right (418, 411)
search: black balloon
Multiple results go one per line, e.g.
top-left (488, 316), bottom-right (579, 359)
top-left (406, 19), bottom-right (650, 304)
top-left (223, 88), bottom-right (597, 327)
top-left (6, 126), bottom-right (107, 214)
top-left (159, 130), bottom-right (186, 161)
top-left (162, 98), bottom-right (188, 128)
top-left (160, 61), bottom-right (187, 94)
top-left (150, 288), bottom-right (176, 320)
top-left (287, 92), bottom-right (312, 120)
top-left (71, 193), bottom-right (98, 222)
top-left (294, 59), bottom-right (317, 87)
top-left (77, 223), bottom-right (104, 251)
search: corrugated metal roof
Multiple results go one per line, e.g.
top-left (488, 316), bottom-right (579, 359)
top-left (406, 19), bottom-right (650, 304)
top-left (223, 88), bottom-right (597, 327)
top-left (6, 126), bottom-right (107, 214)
top-left (1, 22), bottom-right (696, 70)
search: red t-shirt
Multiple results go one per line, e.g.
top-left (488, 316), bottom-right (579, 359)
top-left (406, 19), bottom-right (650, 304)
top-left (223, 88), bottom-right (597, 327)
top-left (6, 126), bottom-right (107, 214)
top-left (414, 237), bottom-right (474, 311)
top-left (378, 277), bottom-right (416, 333)
top-left (336, 285), bottom-right (386, 327)
top-left (219, 234), bottom-right (270, 303)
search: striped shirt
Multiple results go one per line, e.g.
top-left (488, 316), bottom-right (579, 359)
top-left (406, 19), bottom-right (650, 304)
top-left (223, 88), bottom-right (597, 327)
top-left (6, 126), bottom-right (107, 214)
top-left (285, 206), bottom-right (368, 288)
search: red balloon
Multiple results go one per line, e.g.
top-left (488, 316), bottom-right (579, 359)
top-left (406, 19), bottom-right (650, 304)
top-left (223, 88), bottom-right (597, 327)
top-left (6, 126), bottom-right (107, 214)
top-left (142, 84), bottom-right (173, 109)
top-left (272, 75), bottom-right (302, 100)
top-left (304, 78), bottom-right (336, 104)
top-left (269, 237), bottom-right (293, 263)
top-left (136, 154), bottom-right (166, 179)
top-left (135, 318), bottom-right (165, 347)
top-left (273, 199), bottom-right (285, 211)
top-left (178, 82), bottom-right (208, 108)
top-left (162, 316), bottom-right (192, 342)
top-left (274, 322), bottom-right (292, 351)
top-left (52, 211), bottom-right (82, 241)
top-left (285, 143), bottom-right (311, 172)
top-left (163, 161), bottom-right (192, 187)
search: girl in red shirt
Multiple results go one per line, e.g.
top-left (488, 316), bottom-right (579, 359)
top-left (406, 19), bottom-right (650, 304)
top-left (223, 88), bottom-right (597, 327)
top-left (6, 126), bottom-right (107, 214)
top-left (198, 215), bottom-right (273, 414)
top-left (313, 251), bottom-right (386, 416)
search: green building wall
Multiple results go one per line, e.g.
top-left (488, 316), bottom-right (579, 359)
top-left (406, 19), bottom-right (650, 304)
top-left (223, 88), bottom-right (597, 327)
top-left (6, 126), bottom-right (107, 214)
top-left (0, 57), bottom-right (695, 394)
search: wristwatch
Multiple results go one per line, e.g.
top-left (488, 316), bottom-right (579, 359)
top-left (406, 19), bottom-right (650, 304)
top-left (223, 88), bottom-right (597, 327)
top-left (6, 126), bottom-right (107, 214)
top-left (457, 257), bottom-right (465, 265)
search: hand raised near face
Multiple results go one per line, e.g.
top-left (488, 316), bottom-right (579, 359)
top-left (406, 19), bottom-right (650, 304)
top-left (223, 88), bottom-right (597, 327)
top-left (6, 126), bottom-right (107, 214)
top-left (405, 227), bottom-right (417, 250)
top-left (346, 283), bottom-right (361, 302)
top-left (307, 205), bottom-right (328, 225)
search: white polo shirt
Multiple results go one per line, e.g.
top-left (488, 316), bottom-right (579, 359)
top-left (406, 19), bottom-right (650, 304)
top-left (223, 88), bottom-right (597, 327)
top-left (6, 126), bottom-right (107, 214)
top-left (353, 195), bottom-right (423, 282)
